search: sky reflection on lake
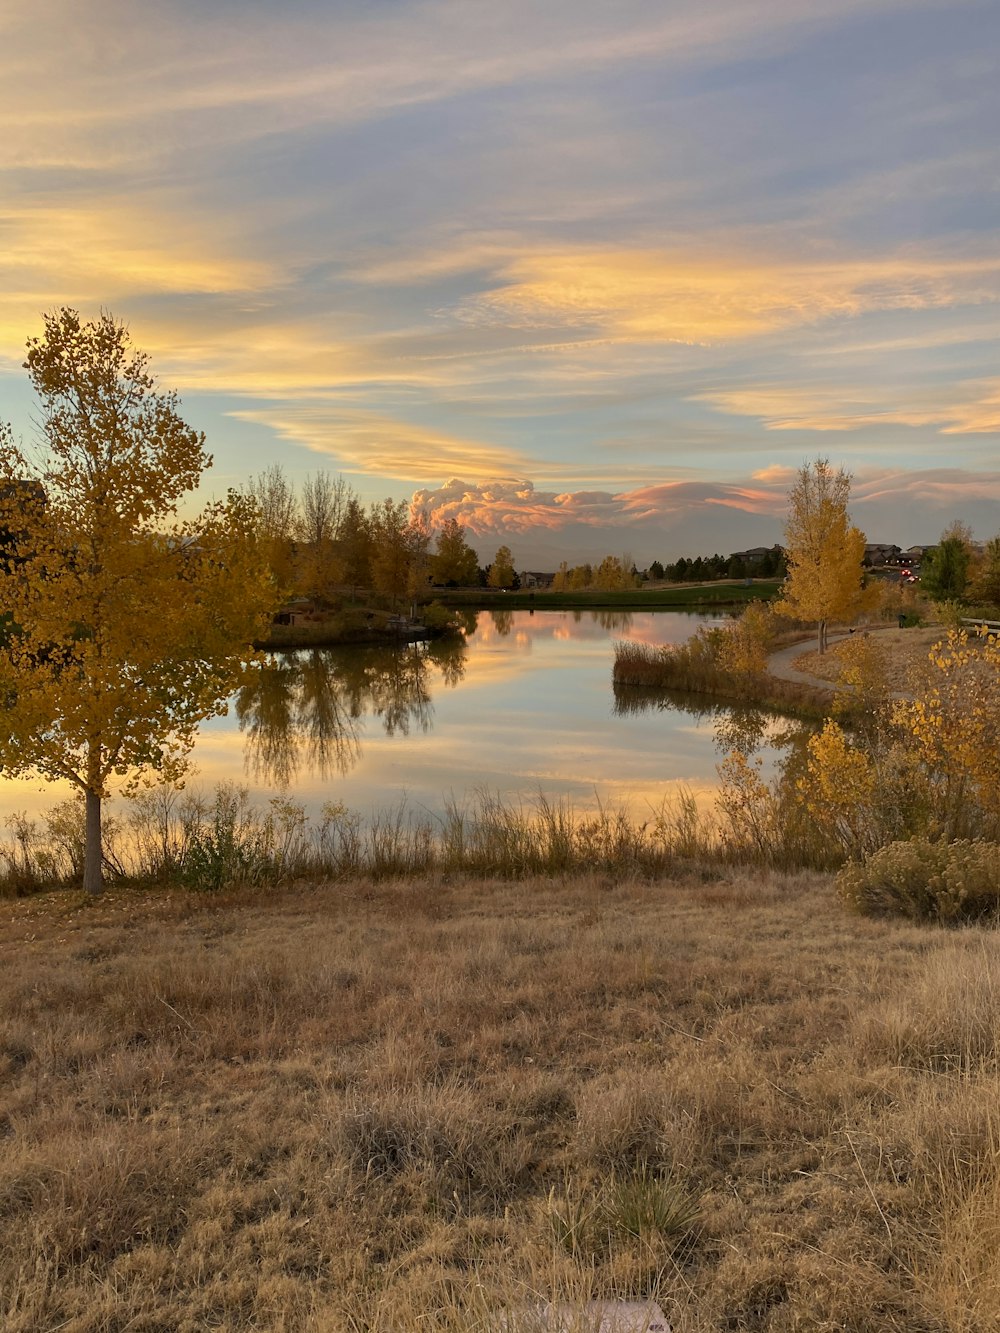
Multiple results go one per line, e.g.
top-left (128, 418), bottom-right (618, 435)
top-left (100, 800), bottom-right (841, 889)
top-left (0, 609), bottom-right (786, 827)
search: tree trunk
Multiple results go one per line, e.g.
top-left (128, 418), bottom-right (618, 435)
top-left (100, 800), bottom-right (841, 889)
top-left (83, 788), bottom-right (103, 894)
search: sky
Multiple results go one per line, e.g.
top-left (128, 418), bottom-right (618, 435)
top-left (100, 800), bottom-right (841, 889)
top-left (1, 0), bottom-right (999, 567)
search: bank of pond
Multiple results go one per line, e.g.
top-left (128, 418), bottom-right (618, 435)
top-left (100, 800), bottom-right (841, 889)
top-left (2, 610), bottom-right (804, 878)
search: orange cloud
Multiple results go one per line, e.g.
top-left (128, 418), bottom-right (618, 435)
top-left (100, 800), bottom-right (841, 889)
top-left (229, 413), bottom-right (538, 482)
top-left (696, 379), bottom-right (1000, 434)
top-left (751, 464), bottom-right (798, 483)
top-left (452, 249), bottom-right (1000, 346)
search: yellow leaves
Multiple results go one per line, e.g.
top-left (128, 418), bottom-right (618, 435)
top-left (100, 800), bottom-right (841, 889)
top-left (775, 460), bottom-right (869, 650)
top-left (888, 625), bottom-right (1000, 832)
top-left (831, 632), bottom-right (891, 717)
top-left (717, 602), bottom-right (774, 678)
top-left (800, 720), bottom-right (877, 811)
top-left (715, 748), bottom-right (781, 859)
top-left (0, 311), bottom-right (273, 802)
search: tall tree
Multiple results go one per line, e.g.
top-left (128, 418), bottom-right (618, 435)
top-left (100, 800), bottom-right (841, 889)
top-left (297, 472), bottom-right (349, 602)
top-left (592, 554), bottom-right (636, 591)
top-left (430, 517), bottom-right (479, 586)
top-left (370, 498), bottom-right (429, 607)
top-left (972, 534), bottom-right (1000, 608)
top-left (487, 544), bottom-right (516, 589)
top-left (247, 464), bottom-right (298, 595)
top-left (338, 493), bottom-right (372, 597)
top-left (0, 309), bottom-right (273, 893)
top-left (775, 459), bottom-right (869, 653)
top-left (922, 521), bottom-right (973, 603)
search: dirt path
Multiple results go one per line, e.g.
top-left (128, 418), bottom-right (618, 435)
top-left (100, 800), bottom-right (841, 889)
top-left (765, 632), bottom-right (858, 690)
top-left (766, 624), bottom-right (943, 693)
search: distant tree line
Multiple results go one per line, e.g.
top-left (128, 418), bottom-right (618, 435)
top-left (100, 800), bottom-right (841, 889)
top-left (646, 547), bottom-right (787, 583)
top-left (551, 555), bottom-right (641, 592)
top-left (247, 466), bottom-right (514, 607)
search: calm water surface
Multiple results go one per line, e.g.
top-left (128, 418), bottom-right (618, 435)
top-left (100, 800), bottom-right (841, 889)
top-left (0, 609), bottom-right (769, 825)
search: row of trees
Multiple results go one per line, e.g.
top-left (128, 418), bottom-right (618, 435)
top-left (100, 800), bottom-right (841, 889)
top-left (247, 466), bottom-right (518, 603)
top-left (551, 555), bottom-right (640, 592)
top-left (647, 547), bottom-right (787, 582)
top-left (550, 552), bottom-right (785, 591)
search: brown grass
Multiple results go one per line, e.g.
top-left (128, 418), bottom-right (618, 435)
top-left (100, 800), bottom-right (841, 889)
top-left (7, 874), bottom-right (1000, 1333)
top-left (2, 874), bottom-right (998, 1330)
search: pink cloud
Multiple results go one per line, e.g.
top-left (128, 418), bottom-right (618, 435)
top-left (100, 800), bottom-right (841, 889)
top-left (411, 469), bottom-right (1000, 568)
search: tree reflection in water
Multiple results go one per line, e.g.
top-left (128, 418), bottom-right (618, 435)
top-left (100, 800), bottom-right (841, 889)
top-left (235, 637), bottom-right (468, 786)
top-left (613, 684), bottom-right (807, 759)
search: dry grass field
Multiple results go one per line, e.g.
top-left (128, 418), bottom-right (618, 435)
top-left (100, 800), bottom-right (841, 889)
top-left (790, 626), bottom-right (945, 687)
top-left (2, 872), bottom-right (999, 1331)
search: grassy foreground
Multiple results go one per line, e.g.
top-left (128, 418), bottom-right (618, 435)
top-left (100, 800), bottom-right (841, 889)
top-left (2, 873), bottom-right (998, 1331)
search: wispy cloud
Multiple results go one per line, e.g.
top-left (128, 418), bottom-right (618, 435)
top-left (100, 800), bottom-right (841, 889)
top-left (1, 0), bottom-right (934, 167)
top-left (452, 249), bottom-right (1000, 344)
top-left (696, 378), bottom-right (1000, 435)
top-left (1, 0), bottom-right (998, 555)
top-left (228, 409), bottom-right (539, 482)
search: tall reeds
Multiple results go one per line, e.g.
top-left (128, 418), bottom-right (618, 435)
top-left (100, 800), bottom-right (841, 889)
top-left (612, 637), bottom-right (829, 716)
top-left (0, 784), bottom-right (726, 895)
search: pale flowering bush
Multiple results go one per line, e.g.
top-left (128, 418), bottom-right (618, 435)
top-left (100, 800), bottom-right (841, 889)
top-left (838, 838), bottom-right (1000, 921)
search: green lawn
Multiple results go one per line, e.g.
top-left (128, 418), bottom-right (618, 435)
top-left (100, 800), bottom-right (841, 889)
top-left (435, 581), bottom-right (781, 610)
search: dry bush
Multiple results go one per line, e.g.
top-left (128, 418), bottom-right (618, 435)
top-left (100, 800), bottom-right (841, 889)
top-left (838, 839), bottom-right (1000, 921)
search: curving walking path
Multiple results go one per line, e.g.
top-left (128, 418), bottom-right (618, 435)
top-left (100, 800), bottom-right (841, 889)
top-left (765, 628), bottom-right (896, 692)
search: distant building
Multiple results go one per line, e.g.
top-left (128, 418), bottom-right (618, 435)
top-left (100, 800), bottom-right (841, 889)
top-left (864, 543), bottom-right (901, 566)
top-left (896, 545), bottom-right (936, 566)
top-left (520, 571), bottom-right (555, 589)
top-left (728, 545), bottom-right (783, 565)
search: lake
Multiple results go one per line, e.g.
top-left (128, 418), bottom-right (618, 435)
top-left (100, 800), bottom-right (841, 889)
top-left (0, 609), bottom-right (777, 827)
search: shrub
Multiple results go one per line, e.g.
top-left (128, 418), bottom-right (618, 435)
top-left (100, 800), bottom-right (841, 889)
top-left (181, 784), bottom-right (274, 892)
top-left (605, 1165), bottom-right (700, 1250)
top-left (421, 600), bottom-right (457, 631)
top-left (837, 838), bottom-right (1000, 921)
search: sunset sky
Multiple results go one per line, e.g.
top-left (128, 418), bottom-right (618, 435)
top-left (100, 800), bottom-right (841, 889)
top-left (2, 0), bottom-right (999, 566)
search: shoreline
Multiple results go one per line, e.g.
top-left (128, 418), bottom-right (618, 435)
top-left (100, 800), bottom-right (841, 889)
top-left (257, 581), bottom-right (783, 648)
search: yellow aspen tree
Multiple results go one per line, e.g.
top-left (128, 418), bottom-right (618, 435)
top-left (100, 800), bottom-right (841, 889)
top-left (796, 719), bottom-right (880, 856)
top-left (370, 497), bottom-right (428, 608)
top-left (0, 309), bottom-right (274, 894)
top-left (718, 601), bottom-right (775, 679)
top-left (893, 627), bottom-right (1000, 838)
top-left (487, 544), bottom-right (516, 589)
top-left (775, 458), bottom-right (870, 653)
